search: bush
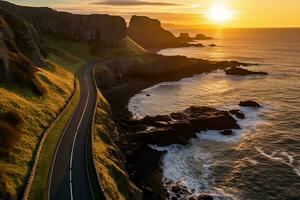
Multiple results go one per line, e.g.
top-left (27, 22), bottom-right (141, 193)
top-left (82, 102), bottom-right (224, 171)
top-left (7, 52), bottom-right (46, 95)
top-left (0, 120), bottom-right (19, 158)
top-left (2, 110), bottom-right (23, 127)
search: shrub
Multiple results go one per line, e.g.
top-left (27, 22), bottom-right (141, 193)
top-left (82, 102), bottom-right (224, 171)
top-left (7, 52), bottom-right (46, 95)
top-left (2, 110), bottom-right (23, 127)
top-left (0, 120), bottom-right (19, 158)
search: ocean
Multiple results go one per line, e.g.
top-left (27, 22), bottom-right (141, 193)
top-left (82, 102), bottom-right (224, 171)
top-left (128, 28), bottom-right (300, 200)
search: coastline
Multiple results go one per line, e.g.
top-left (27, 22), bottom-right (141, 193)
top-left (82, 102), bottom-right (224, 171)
top-left (103, 80), bottom-right (167, 199)
top-left (97, 55), bottom-right (251, 198)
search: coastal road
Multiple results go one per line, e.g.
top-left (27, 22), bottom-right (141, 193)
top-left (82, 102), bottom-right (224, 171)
top-left (48, 62), bottom-right (98, 200)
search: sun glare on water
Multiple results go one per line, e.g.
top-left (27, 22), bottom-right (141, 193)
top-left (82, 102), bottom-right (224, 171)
top-left (207, 4), bottom-right (234, 23)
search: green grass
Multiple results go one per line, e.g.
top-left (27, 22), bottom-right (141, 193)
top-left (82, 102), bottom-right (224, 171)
top-left (0, 38), bottom-right (86, 199)
top-left (92, 91), bottom-right (141, 200)
top-left (0, 61), bottom-right (76, 199)
top-left (27, 47), bottom-right (84, 200)
top-left (28, 79), bottom-right (80, 200)
top-left (43, 36), bottom-right (147, 61)
top-left (0, 34), bottom-right (147, 199)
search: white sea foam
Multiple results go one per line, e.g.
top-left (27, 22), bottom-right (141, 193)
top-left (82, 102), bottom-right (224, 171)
top-left (255, 147), bottom-right (300, 177)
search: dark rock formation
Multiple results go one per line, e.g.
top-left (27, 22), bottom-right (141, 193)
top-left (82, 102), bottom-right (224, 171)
top-left (220, 129), bottom-right (234, 135)
top-left (208, 44), bottom-right (216, 47)
top-left (229, 109), bottom-right (246, 119)
top-left (178, 32), bottom-right (193, 42)
top-left (197, 194), bottom-right (214, 200)
top-left (123, 106), bottom-right (240, 146)
top-left (0, 15), bottom-right (43, 94)
top-left (127, 15), bottom-right (203, 49)
top-left (195, 33), bottom-right (213, 40)
top-left (127, 15), bottom-right (177, 49)
top-left (0, 7), bottom-right (45, 67)
top-left (239, 101), bottom-right (261, 108)
top-left (96, 55), bottom-right (249, 87)
top-left (226, 67), bottom-right (268, 76)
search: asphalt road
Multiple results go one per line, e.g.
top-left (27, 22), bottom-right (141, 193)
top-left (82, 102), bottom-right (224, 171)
top-left (48, 63), bottom-right (97, 200)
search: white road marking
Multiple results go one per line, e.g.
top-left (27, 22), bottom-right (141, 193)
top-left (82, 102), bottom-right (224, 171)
top-left (69, 75), bottom-right (90, 200)
top-left (48, 102), bottom-right (75, 200)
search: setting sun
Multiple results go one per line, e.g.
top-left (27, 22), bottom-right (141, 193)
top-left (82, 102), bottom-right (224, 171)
top-left (207, 4), bottom-right (234, 23)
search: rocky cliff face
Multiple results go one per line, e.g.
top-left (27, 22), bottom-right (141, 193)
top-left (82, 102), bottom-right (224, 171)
top-left (0, 1), bottom-right (126, 47)
top-left (0, 7), bottom-right (45, 67)
top-left (127, 15), bottom-right (178, 49)
top-left (127, 15), bottom-right (204, 49)
top-left (0, 1), bottom-right (126, 88)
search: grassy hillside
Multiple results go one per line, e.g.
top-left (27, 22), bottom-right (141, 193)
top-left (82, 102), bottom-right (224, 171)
top-left (93, 91), bottom-right (141, 200)
top-left (43, 36), bottom-right (146, 61)
top-left (0, 32), bottom-right (146, 199)
top-left (0, 50), bottom-right (84, 199)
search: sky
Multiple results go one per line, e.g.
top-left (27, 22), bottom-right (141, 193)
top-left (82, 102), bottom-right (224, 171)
top-left (8, 0), bottom-right (300, 28)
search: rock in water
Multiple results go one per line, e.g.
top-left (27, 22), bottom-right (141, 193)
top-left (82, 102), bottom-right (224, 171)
top-left (226, 67), bottom-right (268, 76)
top-left (220, 129), bottom-right (234, 135)
top-left (229, 109), bottom-right (246, 119)
top-left (178, 32), bottom-right (193, 42)
top-left (125, 106), bottom-right (240, 146)
top-left (239, 101), bottom-right (261, 108)
top-left (195, 33), bottom-right (213, 40)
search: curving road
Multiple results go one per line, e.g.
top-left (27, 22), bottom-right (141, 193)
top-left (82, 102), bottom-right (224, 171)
top-left (48, 63), bottom-right (98, 200)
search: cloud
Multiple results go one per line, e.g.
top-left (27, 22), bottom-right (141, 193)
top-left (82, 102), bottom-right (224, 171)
top-left (92, 0), bottom-right (182, 6)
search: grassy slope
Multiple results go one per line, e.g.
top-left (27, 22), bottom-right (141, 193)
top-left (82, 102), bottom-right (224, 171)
top-left (27, 43), bottom-right (86, 200)
top-left (0, 35), bottom-right (146, 199)
top-left (93, 91), bottom-right (141, 200)
top-left (91, 38), bottom-right (146, 200)
top-left (0, 31), bottom-right (87, 199)
top-left (44, 36), bottom-right (146, 61)
top-left (0, 59), bottom-right (81, 199)
top-left (28, 79), bottom-right (80, 200)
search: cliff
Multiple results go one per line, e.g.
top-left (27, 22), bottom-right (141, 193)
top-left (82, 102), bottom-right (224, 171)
top-left (0, 1), bottom-right (126, 48)
top-left (0, 1), bottom-right (126, 91)
top-left (127, 15), bottom-right (186, 49)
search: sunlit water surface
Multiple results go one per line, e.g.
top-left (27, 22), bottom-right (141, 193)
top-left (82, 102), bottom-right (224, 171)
top-left (128, 29), bottom-right (300, 200)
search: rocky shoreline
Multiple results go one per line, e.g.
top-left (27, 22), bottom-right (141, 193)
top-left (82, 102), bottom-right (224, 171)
top-left (96, 54), bottom-right (261, 199)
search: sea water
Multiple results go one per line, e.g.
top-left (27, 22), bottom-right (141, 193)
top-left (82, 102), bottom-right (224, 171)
top-left (128, 29), bottom-right (300, 200)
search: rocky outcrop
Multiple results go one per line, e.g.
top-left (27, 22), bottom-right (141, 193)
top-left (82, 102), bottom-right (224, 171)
top-left (0, 11), bottom-right (42, 94)
top-left (226, 67), bottom-right (268, 76)
top-left (127, 16), bottom-right (204, 49)
top-left (122, 106), bottom-right (240, 146)
top-left (0, 7), bottom-right (45, 67)
top-left (96, 55), bottom-right (249, 86)
top-left (195, 33), bottom-right (212, 40)
top-left (239, 100), bottom-right (261, 108)
top-left (127, 15), bottom-right (178, 49)
top-left (229, 109), bottom-right (246, 119)
top-left (177, 32), bottom-right (192, 42)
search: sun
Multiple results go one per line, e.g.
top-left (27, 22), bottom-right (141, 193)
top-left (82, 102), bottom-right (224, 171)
top-left (207, 4), bottom-right (234, 23)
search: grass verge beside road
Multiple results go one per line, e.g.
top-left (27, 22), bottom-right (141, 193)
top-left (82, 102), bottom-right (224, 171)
top-left (28, 79), bottom-right (80, 200)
